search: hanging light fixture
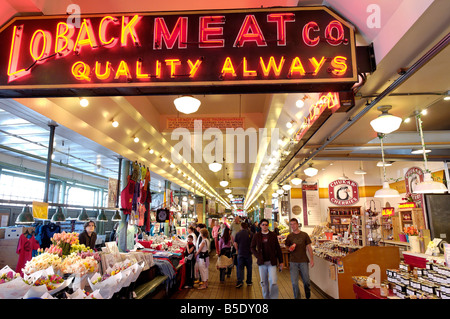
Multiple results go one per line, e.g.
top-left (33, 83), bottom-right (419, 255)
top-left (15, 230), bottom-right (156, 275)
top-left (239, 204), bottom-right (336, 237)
top-left (209, 160), bottom-right (222, 172)
top-left (112, 210), bottom-right (122, 221)
top-left (15, 205), bottom-right (34, 224)
top-left (374, 134), bottom-right (400, 198)
top-left (77, 208), bottom-right (90, 221)
top-left (304, 163), bottom-right (318, 177)
top-left (272, 192), bottom-right (279, 198)
top-left (224, 188), bottom-right (232, 194)
top-left (276, 187), bottom-right (284, 195)
top-left (354, 161), bottom-right (367, 175)
top-left (282, 184), bottom-right (291, 191)
top-left (370, 105), bottom-right (402, 134)
top-left (411, 148), bottom-right (431, 154)
top-left (413, 113), bottom-right (448, 194)
top-left (96, 209), bottom-right (108, 222)
top-left (51, 206), bottom-right (66, 222)
top-left (174, 96), bottom-right (201, 114)
top-left (290, 175), bottom-right (302, 186)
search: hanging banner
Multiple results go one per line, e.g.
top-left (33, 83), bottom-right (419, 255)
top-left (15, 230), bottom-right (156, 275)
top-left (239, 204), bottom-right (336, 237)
top-left (107, 177), bottom-right (118, 208)
top-left (32, 201), bottom-right (48, 219)
top-left (0, 6), bottom-right (358, 97)
top-left (328, 179), bottom-right (359, 206)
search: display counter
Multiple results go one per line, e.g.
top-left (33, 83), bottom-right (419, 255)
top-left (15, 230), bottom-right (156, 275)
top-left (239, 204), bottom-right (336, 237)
top-left (310, 245), bottom-right (400, 299)
top-left (402, 251), bottom-right (446, 269)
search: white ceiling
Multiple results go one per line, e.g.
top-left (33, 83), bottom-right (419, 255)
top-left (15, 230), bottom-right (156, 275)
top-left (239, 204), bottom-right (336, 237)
top-left (0, 0), bottom-right (449, 210)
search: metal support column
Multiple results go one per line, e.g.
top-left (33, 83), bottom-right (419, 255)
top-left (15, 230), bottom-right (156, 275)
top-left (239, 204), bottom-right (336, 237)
top-left (43, 123), bottom-right (57, 203)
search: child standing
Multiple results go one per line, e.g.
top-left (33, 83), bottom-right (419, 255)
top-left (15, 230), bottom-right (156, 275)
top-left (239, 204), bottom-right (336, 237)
top-left (184, 235), bottom-right (195, 288)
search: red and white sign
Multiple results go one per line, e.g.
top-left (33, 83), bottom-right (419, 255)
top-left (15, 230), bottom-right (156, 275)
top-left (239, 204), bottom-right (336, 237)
top-left (328, 179), bottom-right (359, 206)
top-left (404, 167), bottom-right (424, 202)
top-left (382, 207), bottom-right (395, 217)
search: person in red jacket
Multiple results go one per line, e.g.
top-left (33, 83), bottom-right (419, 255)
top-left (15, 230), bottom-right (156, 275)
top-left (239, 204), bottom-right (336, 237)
top-left (250, 219), bottom-right (283, 299)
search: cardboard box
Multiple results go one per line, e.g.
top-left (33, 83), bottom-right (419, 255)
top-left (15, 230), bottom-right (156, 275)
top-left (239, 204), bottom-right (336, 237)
top-left (4, 226), bottom-right (23, 239)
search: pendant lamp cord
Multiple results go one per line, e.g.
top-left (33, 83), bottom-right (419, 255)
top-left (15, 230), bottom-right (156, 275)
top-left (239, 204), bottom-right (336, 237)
top-left (379, 134), bottom-right (387, 182)
top-left (415, 113), bottom-right (429, 172)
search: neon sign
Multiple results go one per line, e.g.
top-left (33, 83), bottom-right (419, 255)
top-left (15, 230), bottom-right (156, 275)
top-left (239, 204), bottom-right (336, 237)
top-left (0, 6), bottom-right (358, 96)
top-left (295, 92), bottom-right (341, 141)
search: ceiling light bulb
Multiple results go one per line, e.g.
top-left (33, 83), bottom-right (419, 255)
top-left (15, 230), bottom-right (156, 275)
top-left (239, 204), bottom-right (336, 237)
top-left (149, 149), bottom-right (154, 154)
top-left (374, 181), bottom-right (400, 198)
top-left (225, 188), bottom-right (232, 194)
top-left (377, 161), bottom-right (392, 167)
top-left (296, 99), bottom-right (305, 108)
top-left (174, 96), bottom-right (201, 114)
top-left (209, 161), bottom-right (222, 172)
top-left (421, 109), bottom-right (427, 115)
top-left (291, 177), bottom-right (302, 186)
top-left (170, 163), bottom-right (175, 168)
top-left (133, 136), bottom-right (139, 143)
top-left (112, 120), bottom-right (119, 127)
top-left (79, 98), bottom-right (89, 107)
top-left (413, 172), bottom-right (448, 194)
top-left (286, 121), bottom-right (293, 129)
top-left (411, 148), bottom-right (431, 154)
top-left (220, 180), bottom-right (229, 187)
top-left (304, 164), bottom-right (318, 177)
top-left (277, 188), bottom-right (284, 195)
top-left (404, 118), bottom-right (411, 123)
top-left (370, 105), bottom-right (402, 134)
top-left (282, 184), bottom-right (291, 191)
top-left (272, 192), bottom-right (279, 198)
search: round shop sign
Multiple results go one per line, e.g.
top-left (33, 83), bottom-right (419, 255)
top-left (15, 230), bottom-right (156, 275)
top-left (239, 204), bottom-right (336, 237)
top-left (328, 179), bottom-right (359, 206)
top-left (404, 167), bottom-right (424, 202)
top-left (292, 205), bottom-right (302, 216)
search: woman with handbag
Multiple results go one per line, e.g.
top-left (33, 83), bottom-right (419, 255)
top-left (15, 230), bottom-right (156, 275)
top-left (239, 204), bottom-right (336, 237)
top-left (218, 227), bottom-right (233, 282)
top-left (195, 228), bottom-right (210, 290)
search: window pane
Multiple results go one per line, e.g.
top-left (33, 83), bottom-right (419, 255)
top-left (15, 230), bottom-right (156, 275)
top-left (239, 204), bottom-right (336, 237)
top-left (67, 186), bottom-right (96, 206)
top-left (0, 174), bottom-right (45, 201)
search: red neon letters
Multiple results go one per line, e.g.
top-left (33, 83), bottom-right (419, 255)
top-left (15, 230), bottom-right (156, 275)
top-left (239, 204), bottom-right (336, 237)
top-left (6, 13), bottom-right (350, 82)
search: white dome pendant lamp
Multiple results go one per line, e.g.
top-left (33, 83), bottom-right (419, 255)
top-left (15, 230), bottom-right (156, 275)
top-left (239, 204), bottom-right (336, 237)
top-left (370, 105), bottom-right (402, 134)
top-left (174, 96), bottom-right (201, 114)
top-left (374, 134), bottom-right (400, 198)
top-left (413, 113), bottom-right (448, 194)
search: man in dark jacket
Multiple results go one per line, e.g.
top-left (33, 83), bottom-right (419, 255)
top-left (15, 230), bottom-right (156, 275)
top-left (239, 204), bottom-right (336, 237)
top-left (250, 219), bottom-right (283, 299)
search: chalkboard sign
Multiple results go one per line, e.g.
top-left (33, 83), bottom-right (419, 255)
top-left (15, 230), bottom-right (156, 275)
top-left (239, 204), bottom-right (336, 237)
top-left (424, 194), bottom-right (450, 242)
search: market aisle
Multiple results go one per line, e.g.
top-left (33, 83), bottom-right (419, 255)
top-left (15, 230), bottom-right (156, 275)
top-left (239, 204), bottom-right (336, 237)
top-left (171, 251), bottom-right (324, 299)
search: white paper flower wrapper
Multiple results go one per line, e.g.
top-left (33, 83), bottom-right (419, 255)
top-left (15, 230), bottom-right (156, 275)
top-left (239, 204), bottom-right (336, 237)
top-left (65, 288), bottom-right (104, 299)
top-left (23, 285), bottom-right (48, 299)
top-left (88, 272), bottom-right (123, 299)
top-left (0, 277), bottom-right (31, 299)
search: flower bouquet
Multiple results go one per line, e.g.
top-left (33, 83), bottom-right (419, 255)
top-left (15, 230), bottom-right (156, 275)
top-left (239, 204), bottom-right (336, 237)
top-left (51, 231), bottom-right (80, 256)
top-left (0, 266), bottom-right (32, 299)
top-left (88, 271), bottom-right (123, 299)
top-left (23, 252), bottom-right (62, 275)
top-left (23, 266), bottom-right (73, 297)
top-left (404, 226), bottom-right (419, 237)
top-left (402, 192), bottom-right (415, 203)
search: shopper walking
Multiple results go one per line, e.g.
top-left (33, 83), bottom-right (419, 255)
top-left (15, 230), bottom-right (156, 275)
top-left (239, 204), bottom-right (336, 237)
top-left (218, 226), bottom-right (233, 282)
top-left (250, 219), bottom-right (283, 299)
top-left (284, 218), bottom-right (314, 299)
top-left (212, 219), bottom-right (221, 255)
top-left (233, 222), bottom-right (253, 288)
top-left (183, 234), bottom-right (196, 288)
top-left (230, 216), bottom-right (241, 270)
top-left (195, 228), bottom-right (210, 290)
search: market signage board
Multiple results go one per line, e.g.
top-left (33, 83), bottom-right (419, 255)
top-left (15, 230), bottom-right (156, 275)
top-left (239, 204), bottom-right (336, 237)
top-left (0, 6), bottom-right (358, 96)
top-left (404, 167), bottom-right (424, 203)
top-left (167, 117), bottom-right (244, 130)
top-left (328, 179), bottom-right (359, 206)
